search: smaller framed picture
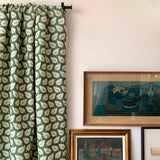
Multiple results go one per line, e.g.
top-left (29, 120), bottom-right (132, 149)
top-left (70, 129), bottom-right (131, 160)
top-left (142, 127), bottom-right (160, 160)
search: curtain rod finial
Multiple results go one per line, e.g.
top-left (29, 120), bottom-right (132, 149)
top-left (61, 2), bottom-right (72, 11)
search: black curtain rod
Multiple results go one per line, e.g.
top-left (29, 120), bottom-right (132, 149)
top-left (61, 2), bottom-right (72, 11)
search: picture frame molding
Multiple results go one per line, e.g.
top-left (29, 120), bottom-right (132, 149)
top-left (83, 71), bottom-right (160, 126)
top-left (70, 129), bottom-right (131, 160)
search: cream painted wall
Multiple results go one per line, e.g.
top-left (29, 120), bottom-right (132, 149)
top-left (1, 0), bottom-right (160, 159)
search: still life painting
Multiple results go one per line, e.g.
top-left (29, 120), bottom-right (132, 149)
top-left (70, 130), bottom-right (130, 160)
top-left (93, 81), bottom-right (160, 116)
top-left (84, 71), bottom-right (160, 126)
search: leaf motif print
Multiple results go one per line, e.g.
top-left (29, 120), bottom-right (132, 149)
top-left (0, 12), bottom-right (6, 18)
top-left (43, 133), bottom-right (50, 139)
top-left (40, 86), bottom-right (47, 93)
top-left (47, 64), bottom-right (53, 71)
top-left (18, 146), bottom-right (25, 153)
top-left (49, 116), bottom-right (56, 123)
top-left (27, 20), bottom-right (34, 28)
top-left (48, 79), bottom-right (55, 86)
top-left (60, 122), bottom-right (66, 129)
top-left (27, 45), bottom-right (33, 51)
top-left (59, 144), bottom-right (65, 150)
top-left (56, 79), bottom-right (63, 86)
top-left (1, 107), bottom-right (9, 113)
top-left (54, 10), bottom-right (62, 17)
top-left (20, 99), bottom-right (27, 106)
top-left (59, 108), bottom-right (65, 114)
top-left (23, 138), bottom-right (30, 144)
top-left (0, 36), bottom-right (6, 43)
top-left (48, 153), bottom-right (54, 160)
top-left (26, 29), bottom-right (32, 35)
top-left (24, 129), bottom-right (31, 136)
top-left (42, 117), bottom-right (49, 123)
top-left (39, 140), bottom-right (45, 147)
top-left (11, 147), bottom-right (16, 153)
top-left (59, 33), bottom-right (66, 40)
top-left (0, 27), bottom-right (6, 34)
top-left (12, 35), bottom-right (18, 42)
top-left (57, 41), bottom-right (64, 48)
top-left (24, 153), bottom-right (30, 159)
top-left (44, 148), bottom-right (51, 155)
top-left (0, 129), bottom-right (4, 136)
top-left (55, 101), bottom-right (62, 107)
top-left (0, 3), bottom-right (67, 160)
top-left (49, 42), bottom-right (56, 49)
top-left (58, 18), bottom-right (65, 25)
top-left (2, 150), bottom-right (9, 157)
top-left (52, 33), bottom-right (58, 40)
top-left (26, 107), bottom-right (34, 113)
top-left (12, 20), bottom-right (20, 26)
top-left (14, 139), bottom-right (23, 146)
top-left (38, 125), bottom-right (44, 132)
top-left (50, 17), bottom-right (57, 25)
top-left (56, 115), bottom-right (64, 122)
top-left (54, 64), bottom-right (61, 71)
top-left (17, 130), bottom-right (24, 138)
top-left (15, 155), bottom-right (23, 159)
top-left (46, 138), bottom-right (52, 146)
top-left (48, 26), bottom-right (55, 33)
top-left (40, 102), bottom-right (48, 109)
top-left (37, 110), bottom-right (43, 117)
top-left (52, 72), bottom-right (60, 78)
top-left (52, 122), bottom-right (59, 129)
top-left (61, 135), bottom-right (66, 143)
top-left (56, 25), bottom-right (63, 32)
top-left (45, 124), bottom-right (51, 131)
top-left (48, 101), bottom-right (54, 108)
top-left (53, 87), bottom-right (61, 93)
top-left (57, 93), bottom-right (64, 99)
top-left (1, 20), bottom-right (8, 27)
top-left (52, 145), bottom-right (58, 152)
top-left (57, 130), bottom-right (64, 136)
top-left (44, 109), bottom-right (50, 116)
top-left (55, 151), bottom-right (61, 159)
top-left (36, 94), bottom-right (42, 102)
top-left (2, 136), bottom-right (9, 142)
top-left (27, 84), bottom-right (32, 90)
top-left (38, 23), bottom-right (46, 30)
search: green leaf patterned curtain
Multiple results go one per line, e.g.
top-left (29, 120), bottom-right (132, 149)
top-left (0, 3), bottom-right (67, 160)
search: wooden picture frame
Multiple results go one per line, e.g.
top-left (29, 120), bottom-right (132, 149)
top-left (141, 127), bottom-right (160, 160)
top-left (83, 71), bottom-right (160, 126)
top-left (70, 129), bottom-right (131, 160)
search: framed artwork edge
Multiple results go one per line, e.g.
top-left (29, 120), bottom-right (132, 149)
top-left (141, 127), bottom-right (160, 160)
top-left (83, 122), bottom-right (160, 127)
top-left (70, 129), bottom-right (131, 160)
top-left (83, 71), bottom-right (160, 126)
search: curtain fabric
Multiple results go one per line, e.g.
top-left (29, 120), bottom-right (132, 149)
top-left (0, 3), bottom-right (67, 160)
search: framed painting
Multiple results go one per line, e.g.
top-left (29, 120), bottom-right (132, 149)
top-left (83, 71), bottom-right (160, 126)
top-left (142, 127), bottom-right (160, 160)
top-left (70, 129), bottom-right (131, 160)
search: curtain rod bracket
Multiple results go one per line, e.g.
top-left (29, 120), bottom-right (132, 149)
top-left (61, 2), bottom-right (72, 11)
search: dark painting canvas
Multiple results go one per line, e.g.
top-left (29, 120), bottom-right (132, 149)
top-left (92, 81), bottom-right (160, 116)
top-left (77, 137), bottom-right (123, 160)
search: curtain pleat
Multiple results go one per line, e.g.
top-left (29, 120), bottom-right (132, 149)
top-left (0, 3), bottom-right (67, 160)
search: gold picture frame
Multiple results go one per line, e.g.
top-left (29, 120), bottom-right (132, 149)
top-left (70, 129), bottom-right (131, 160)
top-left (83, 71), bottom-right (160, 126)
